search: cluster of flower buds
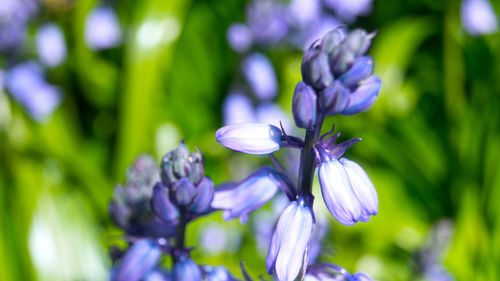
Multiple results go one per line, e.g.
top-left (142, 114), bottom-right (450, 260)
top-left (152, 141), bottom-right (214, 223)
top-left (293, 28), bottom-right (381, 129)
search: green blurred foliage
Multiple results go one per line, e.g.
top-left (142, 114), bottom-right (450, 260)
top-left (1, 0), bottom-right (500, 280)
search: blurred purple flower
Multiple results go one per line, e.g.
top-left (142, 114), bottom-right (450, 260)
top-left (242, 52), bottom-right (278, 100)
top-left (6, 62), bottom-right (61, 121)
top-left (305, 263), bottom-right (374, 281)
top-left (36, 23), bottom-right (67, 67)
top-left (223, 92), bottom-right (256, 125)
top-left (324, 0), bottom-right (373, 23)
top-left (287, 0), bottom-right (321, 27)
top-left (461, 0), bottom-right (498, 36)
top-left (0, 0), bottom-right (38, 51)
top-left (227, 23), bottom-right (253, 53)
top-left (113, 239), bottom-right (162, 281)
top-left (298, 16), bottom-right (342, 50)
top-left (172, 257), bottom-right (202, 281)
top-left (85, 6), bottom-right (122, 50)
top-left (201, 265), bottom-right (239, 281)
top-left (255, 103), bottom-right (292, 131)
top-left (246, 0), bottom-right (289, 45)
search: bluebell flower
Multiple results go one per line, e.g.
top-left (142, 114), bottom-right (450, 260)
top-left (341, 75), bottom-right (381, 116)
top-left (266, 197), bottom-right (314, 281)
top-left (255, 103), bottom-right (292, 131)
top-left (323, 0), bottom-right (373, 23)
top-left (315, 138), bottom-right (378, 225)
top-left (172, 256), bottom-right (202, 281)
top-left (0, 0), bottom-right (38, 51)
top-left (36, 23), bottom-right (67, 67)
top-left (242, 53), bottom-right (278, 100)
top-left (143, 269), bottom-right (172, 281)
top-left (215, 123), bottom-right (283, 155)
top-left (286, 0), bottom-right (321, 28)
top-left (113, 239), bottom-right (162, 281)
top-left (6, 62), bottom-right (61, 121)
top-left (460, 0), bottom-right (498, 36)
top-left (211, 166), bottom-right (286, 223)
top-left (160, 142), bottom-right (204, 187)
top-left (151, 182), bottom-right (179, 223)
top-left (188, 176), bottom-right (215, 213)
top-left (223, 92), bottom-right (256, 125)
top-left (84, 6), bottom-right (122, 50)
top-left (227, 23), bottom-right (253, 53)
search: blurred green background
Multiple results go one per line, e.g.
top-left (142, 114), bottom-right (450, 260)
top-left (1, 0), bottom-right (500, 280)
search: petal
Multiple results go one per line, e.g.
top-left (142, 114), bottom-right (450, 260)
top-left (215, 123), bottom-right (283, 155)
top-left (340, 158), bottom-right (378, 217)
top-left (188, 177), bottom-right (215, 213)
top-left (113, 239), bottom-right (162, 281)
top-left (338, 56), bottom-right (374, 89)
top-left (318, 158), bottom-right (362, 225)
top-left (341, 75), bottom-right (381, 116)
top-left (151, 183), bottom-right (179, 223)
top-left (274, 201), bottom-right (314, 281)
top-left (266, 202), bottom-right (298, 273)
top-left (211, 166), bottom-right (281, 220)
top-left (348, 273), bottom-right (374, 281)
top-left (173, 178), bottom-right (197, 206)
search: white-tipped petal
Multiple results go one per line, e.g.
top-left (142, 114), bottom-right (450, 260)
top-left (215, 123), bottom-right (283, 155)
top-left (340, 158), bottom-right (378, 218)
top-left (318, 158), bottom-right (362, 225)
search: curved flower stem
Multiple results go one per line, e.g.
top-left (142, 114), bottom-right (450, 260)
top-left (298, 114), bottom-right (325, 195)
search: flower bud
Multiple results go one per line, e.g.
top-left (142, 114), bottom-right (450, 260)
top-left (151, 182), bottom-right (179, 223)
top-left (320, 28), bottom-right (346, 54)
top-left (318, 80), bottom-right (349, 116)
top-left (173, 178), bottom-right (197, 206)
top-left (301, 45), bottom-right (334, 90)
top-left (348, 273), bottom-right (374, 281)
top-left (341, 75), bottom-right (381, 116)
top-left (201, 265), bottom-right (239, 281)
top-left (160, 142), bottom-right (204, 187)
top-left (211, 166), bottom-right (286, 223)
top-left (215, 123), bottom-right (283, 155)
top-left (292, 81), bottom-right (317, 130)
top-left (242, 52), bottom-right (277, 100)
top-left (343, 29), bottom-right (373, 57)
top-left (267, 198), bottom-right (314, 281)
top-left (188, 177), bottom-right (215, 214)
top-left (172, 257), bottom-right (202, 281)
top-left (339, 56), bottom-right (374, 89)
top-left (113, 239), bottom-right (162, 281)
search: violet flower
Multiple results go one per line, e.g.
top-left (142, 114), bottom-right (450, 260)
top-left (227, 23), bottom-right (253, 53)
top-left (211, 166), bottom-right (287, 222)
top-left (172, 256), bottom-right (202, 281)
top-left (36, 23), bottom-right (67, 67)
top-left (215, 123), bottom-right (283, 155)
top-left (305, 263), bottom-right (374, 281)
top-left (84, 6), bottom-right (122, 50)
top-left (461, 0), bottom-right (498, 36)
top-left (323, 0), bottom-right (373, 23)
top-left (242, 53), bottom-right (278, 100)
top-left (266, 197), bottom-right (314, 281)
top-left (223, 92), bottom-right (256, 125)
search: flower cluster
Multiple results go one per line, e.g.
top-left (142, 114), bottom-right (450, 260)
top-left (109, 143), bottom-right (238, 281)
top-left (214, 27), bottom-right (381, 281)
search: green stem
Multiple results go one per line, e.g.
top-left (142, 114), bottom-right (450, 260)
top-left (298, 115), bottom-right (325, 194)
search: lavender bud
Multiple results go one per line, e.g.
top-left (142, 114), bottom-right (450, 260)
top-left (266, 198), bottom-right (314, 281)
top-left (215, 123), bottom-right (283, 155)
top-left (338, 56), bottom-right (374, 89)
top-left (211, 166), bottom-right (284, 223)
top-left (113, 239), bottom-right (162, 281)
top-left (341, 75), bottom-right (381, 116)
top-left (339, 158), bottom-right (378, 222)
top-left (320, 28), bottom-right (346, 53)
top-left (343, 29), bottom-right (373, 57)
top-left (151, 182), bottom-right (179, 223)
top-left (317, 155), bottom-right (362, 225)
top-left (302, 46), bottom-right (334, 90)
top-left (173, 178), bottom-right (197, 206)
top-left (188, 177), bottom-right (214, 213)
top-left (161, 142), bottom-right (204, 187)
top-left (172, 258), bottom-right (202, 281)
top-left (292, 81), bottom-right (317, 130)
top-left (319, 81), bottom-right (350, 116)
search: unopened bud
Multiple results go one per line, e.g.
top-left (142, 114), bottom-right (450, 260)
top-left (292, 81), bottom-right (317, 130)
top-left (319, 81), bottom-right (350, 116)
